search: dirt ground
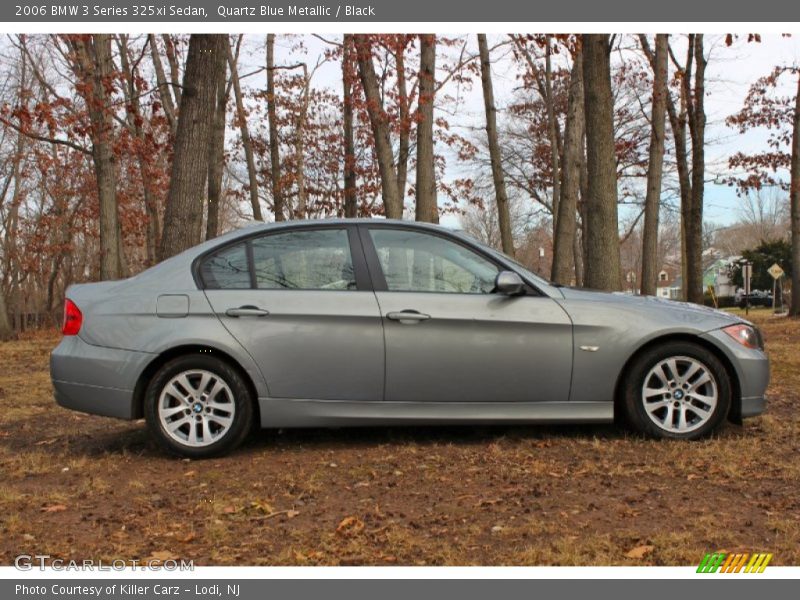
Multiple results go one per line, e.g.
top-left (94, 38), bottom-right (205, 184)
top-left (0, 309), bottom-right (798, 566)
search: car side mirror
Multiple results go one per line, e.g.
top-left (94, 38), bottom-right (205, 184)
top-left (495, 271), bottom-right (525, 296)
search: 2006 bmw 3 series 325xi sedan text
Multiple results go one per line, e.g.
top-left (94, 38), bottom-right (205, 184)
top-left (50, 219), bottom-right (769, 458)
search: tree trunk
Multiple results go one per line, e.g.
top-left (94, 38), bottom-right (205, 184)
top-left (159, 34), bottom-right (226, 261)
top-left (790, 72), bottom-right (800, 317)
top-left (552, 48), bottom-right (584, 285)
top-left (640, 34), bottom-right (668, 296)
top-left (582, 34), bottom-right (622, 291)
top-left (477, 34), bottom-right (514, 256)
top-left (148, 34), bottom-right (178, 135)
top-left (207, 39), bottom-right (229, 239)
top-left (0, 288), bottom-right (12, 341)
top-left (544, 36), bottom-right (562, 230)
top-left (415, 34), bottom-right (438, 223)
top-left (227, 38), bottom-right (263, 222)
top-left (396, 38), bottom-right (411, 202)
top-left (685, 34), bottom-right (706, 305)
top-left (118, 34), bottom-right (160, 266)
top-left (68, 34), bottom-right (122, 280)
top-left (354, 34), bottom-right (403, 219)
top-left (294, 64), bottom-right (311, 219)
top-left (266, 34), bottom-right (285, 221)
top-left (342, 34), bottom-right (358, 218)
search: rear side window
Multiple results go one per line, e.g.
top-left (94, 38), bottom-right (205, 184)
top-left (200, 243), bottom-right (251, 289)
top-left (251, 229), bottom-right (355, 290)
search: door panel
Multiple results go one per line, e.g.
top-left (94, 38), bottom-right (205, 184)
top-left (205, 290), bottom-right (384, 401)
top-left (375, 292), bottom-right (572, 402)
top-left (200, 226), bottom-right (383, 401)
top-left (364, 226), bottom-right (573, 403)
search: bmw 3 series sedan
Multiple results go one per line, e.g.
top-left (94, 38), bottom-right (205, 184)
top-left (51, 219), bottom-right (769, 457)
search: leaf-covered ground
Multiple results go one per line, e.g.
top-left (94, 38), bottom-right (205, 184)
top-left (1, 310), bottom-right (798, 566)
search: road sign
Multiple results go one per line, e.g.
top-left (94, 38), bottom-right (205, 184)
top-left (768, 263), bottom-right (785, 280)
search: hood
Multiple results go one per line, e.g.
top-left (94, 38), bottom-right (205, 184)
top-left (557, 286), bottom-right (749, 329)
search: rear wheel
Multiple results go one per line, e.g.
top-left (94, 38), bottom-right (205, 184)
top-left (144, 355), bottom-right (253, 458)
top-left (621, 341), bottom-right (731, 440)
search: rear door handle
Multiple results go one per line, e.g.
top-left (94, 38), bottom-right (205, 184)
top-left (386, 310), bottom-right (431, 323)
top-left (225, 306), bottom-right (270, 318)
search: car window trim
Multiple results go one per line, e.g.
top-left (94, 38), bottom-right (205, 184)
top-left (193, 223), bottom-right (373, 292)
top-left (358, 223), bottom-right (542, 296)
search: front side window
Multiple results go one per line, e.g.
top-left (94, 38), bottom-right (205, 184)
top-left (251, 229), bottom-right (355, 290)
top-left (369, 229), bottom-right (499, 294)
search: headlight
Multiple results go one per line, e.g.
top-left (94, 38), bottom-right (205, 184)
top-left (722, 323), bottom-right (763, 350)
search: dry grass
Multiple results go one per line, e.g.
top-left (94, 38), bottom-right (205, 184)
top-left (0, 315), bottom-right (798, 566)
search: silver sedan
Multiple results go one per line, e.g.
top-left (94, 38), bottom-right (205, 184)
top-left (50, 219), bottom-right (769, 457)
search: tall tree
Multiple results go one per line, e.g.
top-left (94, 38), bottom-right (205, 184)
top-left (342, 34), bottom-right (358, 218)
top-left (0, 282), bottom-right (12, 340)
top-left (415, 34), bottom-right (438, 223)
top-left (477, 33), bottom-right (514, 256)
top-left (64, 34), bottom-right (123, 280)
top-left (266, 34), bottom-right (285, 221)
top-left (227, 36), bottom-right (263, 222)
top-left (792, 73), bottom-right (800, 317)
top-left (118, 34), bottom-right (160, 266)
top-left (639, 34), bottom-right (669, 296)
top-left (159, 34), bottom-right (226, 261)
top-left (207, 37), bottom-right (229, 239)
top-left (582, 34), bottom-right (622, 291)
top-left (551, 46), bottom-right (584, 285)
top-left (684, 34), bottom-right (707, 304)
top-left (354, 34), bottom-right (403, 219)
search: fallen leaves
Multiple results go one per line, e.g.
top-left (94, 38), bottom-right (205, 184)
top-left (625, 544), bottom-right (655, 559)
top-left (336, 516), bottom-right (365, 536)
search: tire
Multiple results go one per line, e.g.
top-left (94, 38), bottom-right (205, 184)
top-left (144, 354), bottom-right (254, 458)
top-left (621, 341), bottom-right (731, 440)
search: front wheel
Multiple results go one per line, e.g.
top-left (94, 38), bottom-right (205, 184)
top-left (144, 355), bottom-right (253, 458)
top-left (621, 341), bottom-right (732, 440)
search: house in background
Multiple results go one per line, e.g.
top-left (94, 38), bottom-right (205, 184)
top-left (704, 257), bottom-right (738, 298)
top-left (656, 266), bottom-right (681, 299)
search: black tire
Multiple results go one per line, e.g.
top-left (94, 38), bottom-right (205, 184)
top-left (144, 354), bottom-right (253, 458)
top-left (621, 341), bottom-right (732, 440)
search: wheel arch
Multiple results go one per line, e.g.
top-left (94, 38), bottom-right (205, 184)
top-left (132, 345), bottom-right (261, 422)
top-left (612, 332), bottom-right (742, 423)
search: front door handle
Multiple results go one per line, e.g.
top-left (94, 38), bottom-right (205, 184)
top-left (386, 310), bottom-right (431, 323)
top-left (225, 306), bottom-right (270, 318)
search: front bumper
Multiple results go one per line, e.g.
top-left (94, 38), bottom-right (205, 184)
top-left (700, 329), bottom-right (770, 420)
top-left (50, 335), bottom-right (153, 420)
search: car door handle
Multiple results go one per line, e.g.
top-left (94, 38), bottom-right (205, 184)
top-left (225, 306), bottom-right (270, 318)
top-left (386, 310), bottom-right (431, 323)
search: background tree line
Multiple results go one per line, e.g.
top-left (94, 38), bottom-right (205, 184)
top-left (0, 33), bottom-right (798, 339)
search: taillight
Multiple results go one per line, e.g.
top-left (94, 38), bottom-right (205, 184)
top-left (62, 299), bottom-right (83, 336)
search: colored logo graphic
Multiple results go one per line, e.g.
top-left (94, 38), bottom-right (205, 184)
top-left (697, 552), bottom-right (773, 573)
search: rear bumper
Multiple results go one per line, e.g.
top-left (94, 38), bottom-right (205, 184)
top-left (50, 336), bottom-right (152, 420)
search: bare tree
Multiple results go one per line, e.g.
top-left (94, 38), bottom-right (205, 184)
top-left (582, 34), bottom-right (621, 291)
top-left (266, 34), bottom-right (285, 221)
top-left (354, 34), bottom-right (402, 219)
top-left (342, 34), bottom-right (358, 218)
top-left (207, 37), bottom-right (229, 239)
top-left (791, 72), bottom-right (800, 316)
top-left (159, 34), bottom-right (226, 261)
top-left (639, 34), bottom-right (668, 296)
top-left (551, 47), bottom-right (584, 285)
top-left (64, 34), bottom-right (123, 280)
top-left (477, 34), bottom-right (514, 256)
top-left (415, 34), bottom-right (438, 223)
top-left (227, 37), bottom-right (263, 222)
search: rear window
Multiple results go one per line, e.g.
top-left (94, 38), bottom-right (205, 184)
top-left (200, 243), bottom-right (251, 289)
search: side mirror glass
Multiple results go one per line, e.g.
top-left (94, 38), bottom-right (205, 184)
top-left (495, 271), bottom-right (525, 296)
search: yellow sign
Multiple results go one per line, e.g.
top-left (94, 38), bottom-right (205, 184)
top-left (768, 263), bottom-right (784, 279)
